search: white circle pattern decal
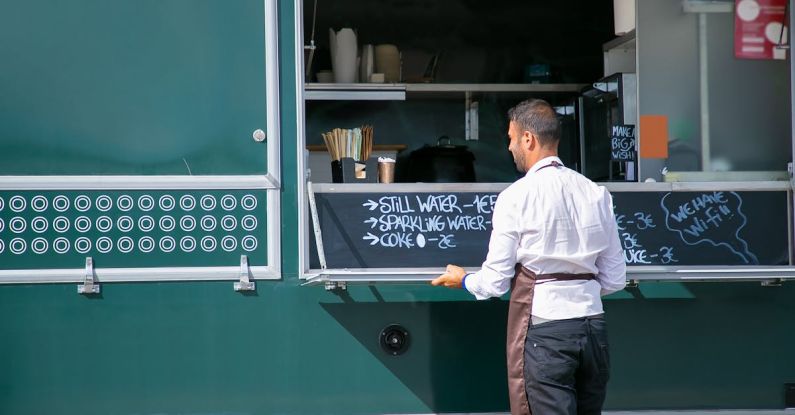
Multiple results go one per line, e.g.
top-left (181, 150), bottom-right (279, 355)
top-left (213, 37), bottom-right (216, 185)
top-left (201, 236), bottom-right (217, 252)
top-left (10, 238), bottom-right (27, 254)
top-left (96, 195), bottom-right (113, 212)
top-left (159, 215), bottom-right (176, 232)
top-left (117, 195), bottom-right (134, 212)
top-left (241, 195), bottom-right (257, 211)
top-left (54, 216), bottom-right (70, 233)
top-left (180, 236), bottom-right (196, 253)
top-left (117, 216), bottom-right (134, 232)
top-left (53, 195), bottom-right (70, 212)
top-left (137, 195), bottom-right (155, 212)
top-left (159, 195), bottom-right (175, 211)
top-left (75, 237), bottom-right (91, 254)
top-left (180, 195), bottom-right (196, 211)
top-left (221, 195), bottom-right (237, 211)
top-left (10, 196), bottom-right (26, 213)
top-left (10, 217), bottom-right (26, 234)
top-left (200, 195), bottom-right (216, 211)
top-left (31, 217), bottom-right (48, 233)
top-left (138, 216), bottom-right (155, 232)
top-left (53, 237), bottom-right (70, 254)
top-left (221, 215), bottom-right (237, 232)
top-left (0, 193), bottom-right (261, 261)
top-left (241, 235), bottom-right (257, 252)
top-left (96, 237), bottom-right (113, 253)
top-left (241, 215), bottom-right (258, 231)
top-left (74, 195), bottom-right (91, 212)
top-left (138, 236), bottom-right (155, 253)
top-left (31, 195), bottom-right (48, 212)
top-left (75, 216), bottom-right (92, 233)
top-left (117, 236), bottom-right (134, 253)
top-left (221, 236), bottom-right (237, 252)
top-left (180, 215), bottom-right (196, 232)
top-left (200, 215), bottom-right (217, 232)
top-left (159, 236), bottom-right (176, 253)
top-left (31, 237), bottom-right (48, 254)
top-left (96, 216), bottom-right (113, 233)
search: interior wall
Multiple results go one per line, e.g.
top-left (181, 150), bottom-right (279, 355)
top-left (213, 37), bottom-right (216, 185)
top-left (637, 0), bottom-right (792, 176)
top-left (637, 0), bottom-right (701, 178)
top-left (304, 0), bottom-right (615, 84)
top-left (707, 12), bottom-right (791, 171)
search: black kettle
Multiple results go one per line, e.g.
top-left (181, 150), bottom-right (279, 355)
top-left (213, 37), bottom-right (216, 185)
top-left (408, 136), bottom-right (476, 182)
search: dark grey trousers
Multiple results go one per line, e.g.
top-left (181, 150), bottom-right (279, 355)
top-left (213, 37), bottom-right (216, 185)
top-left (523, 316), bottom-right (610, 415)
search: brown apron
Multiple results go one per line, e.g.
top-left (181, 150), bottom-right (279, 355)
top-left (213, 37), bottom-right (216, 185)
top-left (506, 264), bottom-right (595, 415)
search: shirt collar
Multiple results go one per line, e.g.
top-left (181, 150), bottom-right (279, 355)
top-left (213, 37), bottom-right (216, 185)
top-left (526, 156), bottom-right (564, 175)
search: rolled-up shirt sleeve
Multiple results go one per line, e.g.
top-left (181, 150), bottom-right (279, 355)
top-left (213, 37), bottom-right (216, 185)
top-left (463, 192), bottom-right (520, 300)
top-left (596, 191), bottom-right (627, 296)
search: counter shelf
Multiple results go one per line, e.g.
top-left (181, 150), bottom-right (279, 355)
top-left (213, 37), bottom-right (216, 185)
top-left (304, 83), bottom-right (586, 101)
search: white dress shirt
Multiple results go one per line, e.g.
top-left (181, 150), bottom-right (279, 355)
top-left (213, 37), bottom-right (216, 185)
top-left (464, 156), bottom-right (626, 320)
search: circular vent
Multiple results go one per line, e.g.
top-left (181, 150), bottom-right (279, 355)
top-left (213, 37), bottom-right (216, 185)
top-left (379, 324), bottom-right (410, 356)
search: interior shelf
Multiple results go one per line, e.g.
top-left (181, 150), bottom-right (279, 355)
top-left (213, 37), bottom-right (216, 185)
top-left (304, 83), bottom-right (586, 101)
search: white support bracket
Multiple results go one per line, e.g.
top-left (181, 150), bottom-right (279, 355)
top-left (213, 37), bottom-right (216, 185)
top-left (307, 181), bottom-right (328, 270)
top-left (464, 91), bottom-right (479, 141)
top-left (324, 281), bottom-right (347, 291)
top-left (234, 255), bottom-right (256, 292)
top-left (77, 257), bottom-right (100, 295)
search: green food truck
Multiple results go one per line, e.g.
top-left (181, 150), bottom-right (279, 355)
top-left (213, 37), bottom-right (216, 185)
top-left (1, 0), bottom-right (794, 413)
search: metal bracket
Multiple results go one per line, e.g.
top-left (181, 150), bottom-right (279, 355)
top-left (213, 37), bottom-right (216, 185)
top-left (77, 257), bottom-right (100, 295)
top-left (324, 281), bottom-right (347, 291)
top-left (761, 279), bottom-right (784, 287)
top-left (625, 279), bottom-right (639, 288)
top-left (234, 255), bottom-right (256, 292)
top-left (464, 91), bottom-right (480, 141)
top-left (307, 181), bottom-right (328, 270)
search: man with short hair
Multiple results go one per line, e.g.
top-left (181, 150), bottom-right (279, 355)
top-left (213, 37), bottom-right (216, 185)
top-left (432, 99), bottom-right (626, 414)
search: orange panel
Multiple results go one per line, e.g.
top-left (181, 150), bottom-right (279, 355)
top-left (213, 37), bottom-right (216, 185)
top-left (639, 115), bottom-right (669, 159)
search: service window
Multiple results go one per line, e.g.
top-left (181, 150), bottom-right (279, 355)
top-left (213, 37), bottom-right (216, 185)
top-left (296, 0), bottom-right (795, 286)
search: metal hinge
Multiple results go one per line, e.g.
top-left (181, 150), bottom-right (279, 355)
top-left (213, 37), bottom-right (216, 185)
top-left (234, 255), bottom-right (256, 292)
top-left (77, 257), bottom-right (100, 295)
top-left (324, 281), bottom-right (347, 291)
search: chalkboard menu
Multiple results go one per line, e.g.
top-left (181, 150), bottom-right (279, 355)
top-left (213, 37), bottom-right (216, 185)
top-left (611, 191), bottom-right (788, 265)
top-left (309, 190), bottom-right (789, 269)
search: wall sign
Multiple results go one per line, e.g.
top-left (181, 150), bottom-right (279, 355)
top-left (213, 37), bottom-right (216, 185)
top-left (611, 124), bottom-right (636, 161)
top-left (735, 0), bottom-right (789, 60)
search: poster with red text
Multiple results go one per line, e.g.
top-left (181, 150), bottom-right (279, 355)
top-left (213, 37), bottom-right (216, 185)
top-left (735, 0), bottom-right (788, 60)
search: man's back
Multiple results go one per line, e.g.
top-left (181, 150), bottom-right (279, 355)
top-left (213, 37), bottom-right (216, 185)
top-left (497, 158), bottom-right (626, 318)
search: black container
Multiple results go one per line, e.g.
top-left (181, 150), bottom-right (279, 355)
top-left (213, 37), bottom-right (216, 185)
top-left (407, 136), bottom-right (476, 183)
top-left (331, 157), bottom-right (378, 183)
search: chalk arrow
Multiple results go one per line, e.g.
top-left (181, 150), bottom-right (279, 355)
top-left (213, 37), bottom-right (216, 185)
top-left (362, 232), bottom-right (379, 245)
top-left (364, 217), bottom-right (378, 228)
top-left (362, 199), bottom-right (378, 211)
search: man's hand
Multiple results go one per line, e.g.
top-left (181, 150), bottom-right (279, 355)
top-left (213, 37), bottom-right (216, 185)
top-left (431, 264), bottom-right (467, 289)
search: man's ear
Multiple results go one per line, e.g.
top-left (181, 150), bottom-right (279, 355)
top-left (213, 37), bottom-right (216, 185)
top-left (522, 131), bottom-right (533, 150)
top-left (525, 131), bottom-right (537, 151)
